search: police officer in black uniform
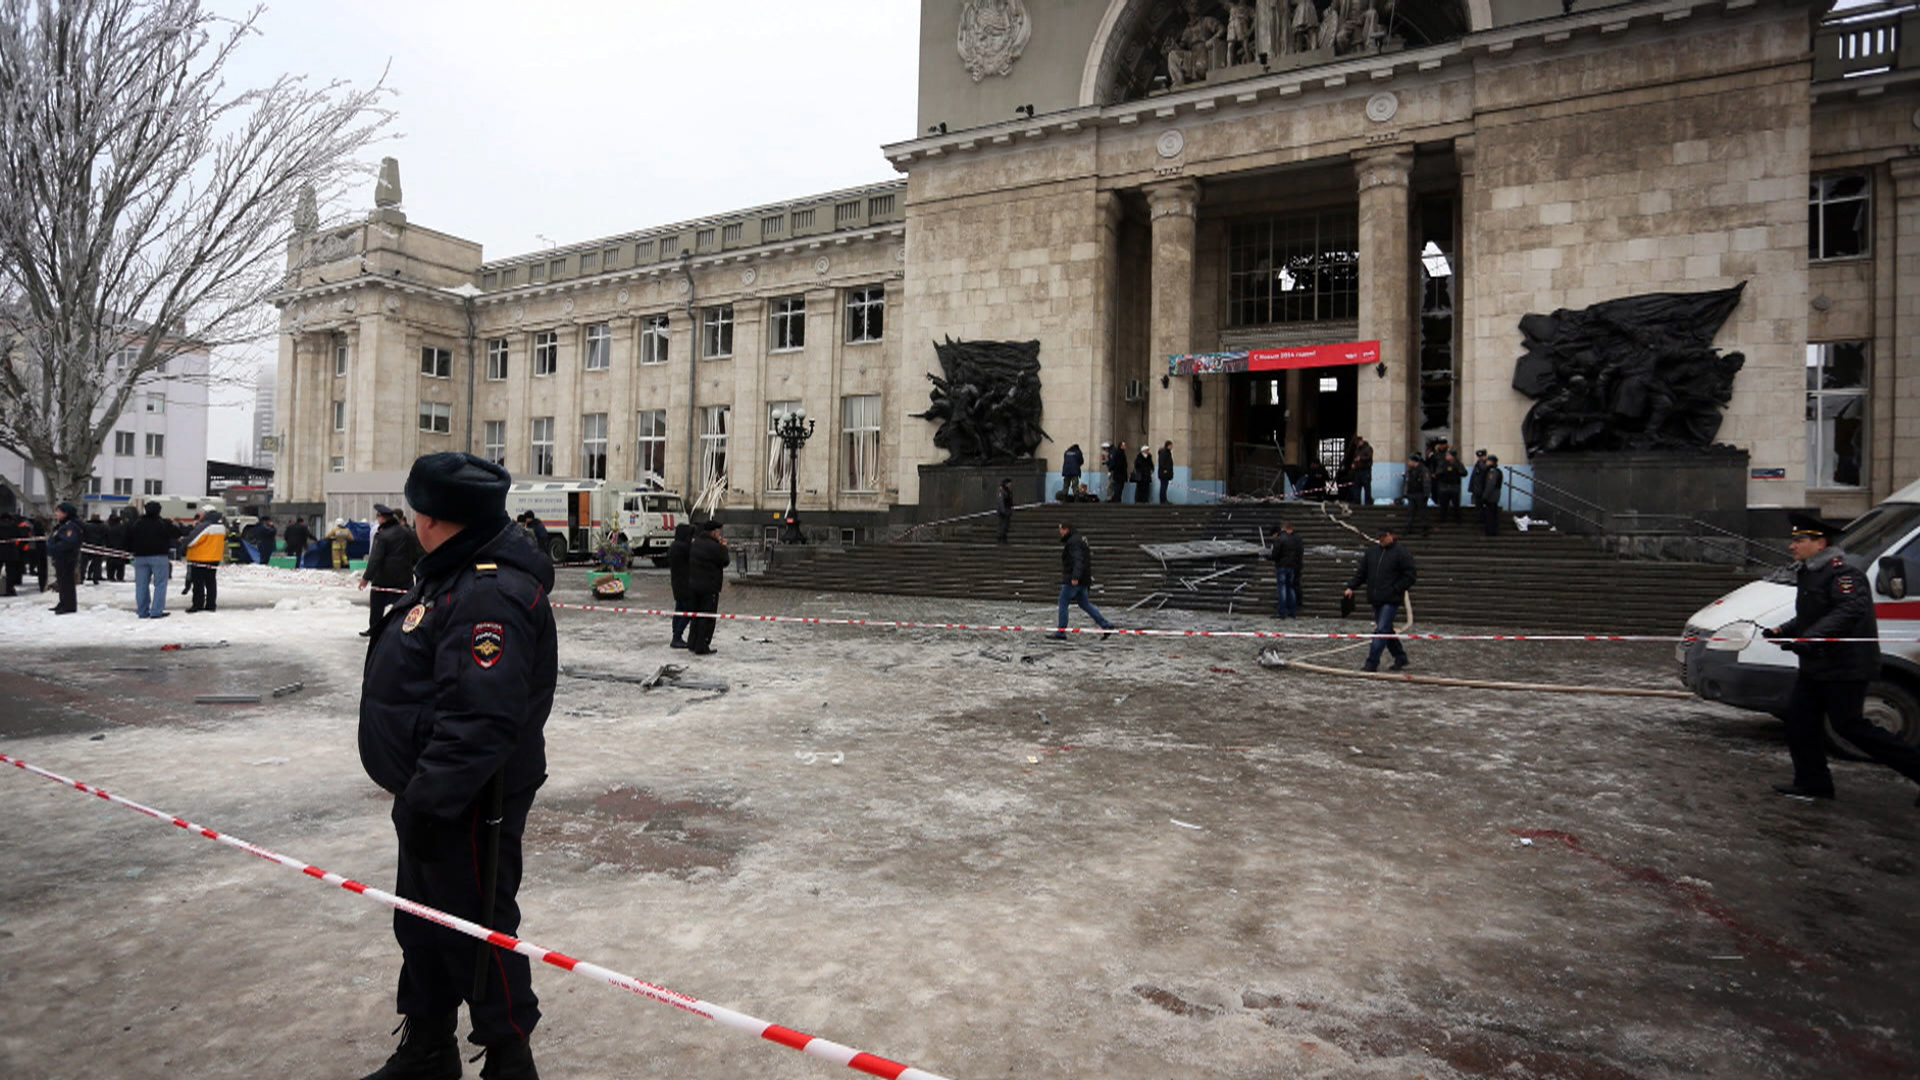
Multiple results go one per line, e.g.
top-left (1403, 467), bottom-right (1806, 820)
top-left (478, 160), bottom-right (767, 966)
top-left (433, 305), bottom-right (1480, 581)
top-left (1763, 512), bottom-right (1920, 805)
top-left (357, 453), bottom-right (556, 1080)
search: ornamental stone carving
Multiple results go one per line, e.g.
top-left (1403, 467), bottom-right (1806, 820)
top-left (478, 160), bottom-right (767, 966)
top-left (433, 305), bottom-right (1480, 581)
top-left (1156, 130), bottom-right (1186, 159)
top-left (957, 0), bottom-right (1031, 82)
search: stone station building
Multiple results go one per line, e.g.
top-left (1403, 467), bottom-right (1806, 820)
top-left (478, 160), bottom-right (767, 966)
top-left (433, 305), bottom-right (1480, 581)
top-left (272, 0), bottom-right (1920, 531)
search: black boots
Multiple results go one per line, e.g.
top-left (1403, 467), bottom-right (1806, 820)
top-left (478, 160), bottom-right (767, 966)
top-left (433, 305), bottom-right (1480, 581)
top-left (477, 1039), bottom-right (539, 1080)
top-left (359, 1013), bottom-right (461, 1080)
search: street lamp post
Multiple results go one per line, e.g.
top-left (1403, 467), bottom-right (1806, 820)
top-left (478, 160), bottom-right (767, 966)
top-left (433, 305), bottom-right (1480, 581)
top-left (771, 407), bottom-right (815, 544)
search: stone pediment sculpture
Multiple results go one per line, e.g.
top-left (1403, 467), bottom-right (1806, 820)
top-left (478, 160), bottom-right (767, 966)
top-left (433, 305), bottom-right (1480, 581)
top-left (958, 0), bottom-right (1032, 82)
top-left (1512, 283), bottom-right (1748, 455)
top-left (913, 337), bottom-right (1051, 465)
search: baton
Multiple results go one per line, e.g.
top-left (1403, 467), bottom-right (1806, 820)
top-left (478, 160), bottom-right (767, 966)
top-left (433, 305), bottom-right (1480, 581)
top-left (469, 768), bottom-right (506, 1002)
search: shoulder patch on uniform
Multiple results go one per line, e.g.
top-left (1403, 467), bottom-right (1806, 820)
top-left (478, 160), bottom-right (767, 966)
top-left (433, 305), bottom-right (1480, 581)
top-left (1838, 575), bottom-right (1857, 594)
top-left (471, 621), bottom-right (505, 668)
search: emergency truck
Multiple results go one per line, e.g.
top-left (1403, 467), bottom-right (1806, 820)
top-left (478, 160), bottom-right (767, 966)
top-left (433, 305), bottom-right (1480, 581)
top-left (1680, 478), bottom-right (1920, 755)
top-left (503, 479), bottom-right (685, 565)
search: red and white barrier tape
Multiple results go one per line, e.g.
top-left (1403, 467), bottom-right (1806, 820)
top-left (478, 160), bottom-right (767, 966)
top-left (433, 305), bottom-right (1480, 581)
top-left (0, 751), bottom-right (954, 1080)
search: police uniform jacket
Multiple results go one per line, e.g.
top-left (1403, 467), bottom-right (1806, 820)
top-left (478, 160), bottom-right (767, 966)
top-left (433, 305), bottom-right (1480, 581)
top-left (47, 518), bottom-right (83, 561)
top-left (1776, 552), bottom-right (1880, 682)
top-left (359, 519), bottom-right (555, 823)
top-left (1347, 542), bottom-right (1417, 608)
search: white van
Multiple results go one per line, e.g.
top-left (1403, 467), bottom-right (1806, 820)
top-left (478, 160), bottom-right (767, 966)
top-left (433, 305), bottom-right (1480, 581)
top-left (1680, 479), bottom-right (1920, 753)
top-left (504, 479), bottom-right (685, 564)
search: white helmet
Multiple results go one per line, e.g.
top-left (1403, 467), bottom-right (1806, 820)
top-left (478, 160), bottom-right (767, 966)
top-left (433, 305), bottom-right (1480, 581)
top-left (335, 518), bottom-right (346, 527)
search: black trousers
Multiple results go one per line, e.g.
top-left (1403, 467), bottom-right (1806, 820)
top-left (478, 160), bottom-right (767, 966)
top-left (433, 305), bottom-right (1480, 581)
top-left (370, 592), bottom-right (396, 631)
top-left (52, 555), bottom-right (77, 612)
top-left (1403, 497), bottom-right (1430, 535)
top-left (671, 587), bottom-right (691, 644)
top-left (188, 564), bottom-right (218, 611)
top-left (1480, 501), bottom-right (1500, 536)
top-left (1133, 480), bottom-right (1151, 504)
top-left (995, 513), bottom-right (1010, 543)
top-left (1783, 677), bottom-right (1920, 794)
top-left (686, 590), bottom-right (720, 652)
top-left (390, 792), bottom-right (540, 1046)
top-left (0, 556), bottom-right (17, 595)
top-left (1435, 491), bottom-right (1461, 522)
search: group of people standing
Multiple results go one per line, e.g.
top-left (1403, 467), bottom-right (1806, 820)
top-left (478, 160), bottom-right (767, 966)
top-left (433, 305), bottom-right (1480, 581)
top-left (1057, 440), bottom-right (1179, 504)
top-left (1394, 439), bottom-right (1505, 538)
top-left (666, 520), bottom-right (730, 655)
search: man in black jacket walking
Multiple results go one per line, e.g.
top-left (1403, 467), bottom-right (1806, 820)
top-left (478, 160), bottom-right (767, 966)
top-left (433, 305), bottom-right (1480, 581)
top-left (356, 452), bottom-right (554, 1080)
top-left (685, 520), bottom-right (730, 656)
top-left (1049, 521), bottom-right (1115, 641)
top-left (360, 505), bottom-right (424, 637)
top-left (666, 522), bottom-right (697, 648)
top-left (1344, 527), bottom-right (1416, 672)
top-left (1764, 513), bottom-right (1920, 803)
top-left (1267, 520), bottom-right (1303, 618)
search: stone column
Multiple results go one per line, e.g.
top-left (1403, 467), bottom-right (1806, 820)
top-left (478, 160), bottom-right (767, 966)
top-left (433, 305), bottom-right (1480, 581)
top-left (1091, 190), bottom-right (1125, 474)
top-left (1890, 156), bottom-right (1920, 494)
top-left (1146, 179), bottom-right (1201, 476)
top-left (1353, 145), bottom-right (1415, 460)
top-left (1452, 135), bottom-right (1478, 458)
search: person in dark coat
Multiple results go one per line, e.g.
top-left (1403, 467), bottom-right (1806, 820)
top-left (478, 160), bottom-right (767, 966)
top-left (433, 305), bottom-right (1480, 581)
top-left (667, 522), bottom-right (697, 649)
top-left (30, 515), bottom-right (49, 591)
top-left (255, 516), bottom-right (278, 562)
top-left (0, 510), bottom-right (21, 596)
top-left (1102, 442), bottom-right (1126, 502)
top-left (104, 511), bottom-right (130, 582)
top-left (684, 520), bottom-right (730, 655)
top-left (1304, 459), bottom-right (1332, 501)
top-left (126, 501), bottom-right (182, 619)
top-left (1266, 520), bottom-right (1303, 618)
top-left (356, 452), bottom-right (554, 1080)
top-left (1131, 447), bottom-right (1153, 505)
top-left (1401, 453), bottom-right (1432, 537)
top-left (1478, 454), bottom-right (1504, 536)
top-left (1344, 527), bottom-right (1417, 672)
top-left (518, 511), bottom-right (553, 560)
top-left (1467, 449), bottom-right (1489, 515)
top-left (82, 513), bottom-right (108, 583)
top-left (281, 517), bottom-right (311, 567)
top-left (995, 478), bottom-right (1015, 544)
top-left (360, 504), bottom-right (424, 637)
top-left (1157, 440), bottom-right (1176, 504)
top-left (47, 503), bottom-right (83, 614)
top-left (1049, 521), bottom-right (1115, 641)
top-left (1434, 451), bottom-right (1467, 523)
top-left (1060, 444), bottom-right (1085, 499)
top-left (1345, 436), bottom-right (1374, 505)
top-left (1763, 513), bottom-right (1920, 804)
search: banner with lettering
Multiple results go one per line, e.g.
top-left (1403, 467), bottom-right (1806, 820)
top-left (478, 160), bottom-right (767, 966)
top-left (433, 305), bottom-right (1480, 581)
top-left (1168, 340), bottom-right (1380, 376)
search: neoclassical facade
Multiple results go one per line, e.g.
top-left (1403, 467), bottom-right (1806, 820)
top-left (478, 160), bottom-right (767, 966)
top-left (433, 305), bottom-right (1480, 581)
top-left (274, 0), bottom-right (1919, 524)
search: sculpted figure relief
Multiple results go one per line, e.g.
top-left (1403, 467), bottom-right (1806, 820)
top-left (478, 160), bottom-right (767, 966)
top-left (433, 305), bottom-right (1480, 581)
top-left (1226, 1), bottom-right (1256, 65)
top-left (1288, 0), bottom-right (1320, 54)
top-left (913, 338), bottom-right (1051, 465)
top-left (957, 0), bottom-right (1032, 82)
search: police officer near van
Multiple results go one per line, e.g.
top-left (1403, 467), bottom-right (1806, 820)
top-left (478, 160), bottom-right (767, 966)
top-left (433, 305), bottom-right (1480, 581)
top-left (1762, 512), bottom-right (1920, 805)
top-left (357, 452), bottom-right (556, 1080)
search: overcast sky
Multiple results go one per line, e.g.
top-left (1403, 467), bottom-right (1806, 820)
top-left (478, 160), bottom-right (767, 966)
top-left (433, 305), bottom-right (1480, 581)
top-left (203, 0), bottom-right (922, 462)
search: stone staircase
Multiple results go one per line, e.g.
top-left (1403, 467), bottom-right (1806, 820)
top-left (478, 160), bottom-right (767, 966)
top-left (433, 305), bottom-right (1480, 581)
top-left (753, 501), bottom-right (1763, 636)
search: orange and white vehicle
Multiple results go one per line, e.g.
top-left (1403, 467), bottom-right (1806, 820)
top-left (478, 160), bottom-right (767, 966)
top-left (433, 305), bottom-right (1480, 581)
top-left (504, 479), bottom-right (685, 565)
top-left (1681, 478), bottom-right (1920, 753)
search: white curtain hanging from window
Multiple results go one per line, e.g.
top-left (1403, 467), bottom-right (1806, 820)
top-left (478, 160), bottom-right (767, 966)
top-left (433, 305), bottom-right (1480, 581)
top-left (843, 395), bottom-right (880, 492)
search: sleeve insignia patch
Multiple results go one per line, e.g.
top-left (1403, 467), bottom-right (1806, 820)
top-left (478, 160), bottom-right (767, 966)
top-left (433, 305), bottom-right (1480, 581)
top-left (471, 621), bottom-right (505, 668)
top-left (1838, 576), bottom-right (1857, 594)
top-left (401, 604), bottom-right (427, 634)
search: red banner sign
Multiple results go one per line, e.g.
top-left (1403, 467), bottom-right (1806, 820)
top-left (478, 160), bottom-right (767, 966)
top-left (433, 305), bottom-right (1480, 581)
top-left (1247, 341), bottom-right (1380, 371)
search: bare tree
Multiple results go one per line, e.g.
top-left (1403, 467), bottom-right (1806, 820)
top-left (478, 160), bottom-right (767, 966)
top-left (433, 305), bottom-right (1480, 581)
top-left (0, 0), bottom-right (391, 506)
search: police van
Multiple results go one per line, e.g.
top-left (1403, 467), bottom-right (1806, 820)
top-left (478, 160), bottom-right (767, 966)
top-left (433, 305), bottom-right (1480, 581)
top-left (1680, 479), bottom-right (1920, 753)
top-left (503, 479), bottom-right (685, 564)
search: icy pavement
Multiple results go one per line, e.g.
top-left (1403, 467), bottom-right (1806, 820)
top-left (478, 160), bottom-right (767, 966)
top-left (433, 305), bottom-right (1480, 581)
top-left (1, 565), bottom-right (1916, 1079)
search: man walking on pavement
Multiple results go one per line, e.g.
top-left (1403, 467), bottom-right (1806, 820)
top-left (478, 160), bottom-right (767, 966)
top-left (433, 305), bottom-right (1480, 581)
top-left (1157, 440), bottom-right (1176, 504)
top-left (995, 477), bottom-right (1015, 544)
top-left (1763, 513), bottom-right (1920, 805)
top-left (1344, 526), bottom-right (1416, 672)
top-left (46, 502), bottom-right (82, 614)
top-left (1267, 520), bottom-right (1302, 618)
top-left (1050, 521), bottom-right (1116, 641)
top-left (356, 452), bottom-right (554, 1080)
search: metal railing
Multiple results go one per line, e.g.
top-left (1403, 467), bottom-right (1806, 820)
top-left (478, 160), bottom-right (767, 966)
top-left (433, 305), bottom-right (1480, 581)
top-left (1502, 469), bottom-right (1784, 568)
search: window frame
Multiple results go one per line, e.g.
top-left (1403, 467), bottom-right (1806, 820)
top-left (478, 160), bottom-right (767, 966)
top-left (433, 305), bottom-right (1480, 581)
top-left (419, 345), bottom-right (453, 379)
top-left (530, 416), bottom-right (556, 476)
top-left (145, 393), bottom-right (166, 414)
top-left (580, 412), bottom-right (609, 480)
top-left (846, 286), bottom-right (885, 345)
top-left (417, 400), bottom-right (452, 435)
top-left (333, 400), bottom-right (347, 432)
top-left (841, 394), bottom-right (882, 492)
top-left (485, 338), bottom-right (509, 381)
top-left (482, 420), bottom-right (507, 466)
top-left (333, 341), bottom-right (349, 377)
top-left (145, 432), bottom-right (165, 457)
top-left (640, 316), bottom-right (669, 365)
top-left (113, 431), bottom-right (135, 456)
top-left (1809, 172), bottom-right (1872, 262)
top-left (771, 296), bottom-right (807, 352)
top-left (699, 405), bottom-right (730, 489)
top-left (583, 322), bottom-right (611, 371)
top-left (766, 399), bottom-right (800, 492)
top-left (533, 331), bottom-right (559, 377)
top-left (1806, 341), bottom-right (1868, 490)
top-left (330, 456), bottom-right (345, 473)
top-left (113, 477), bottom-right (134, 496)
top-left (702, 305), bottom-right (734, 360)
top-left (636, 409), bottom-right (667, 482)
top-left (143, 479), bottom-right (163, 496)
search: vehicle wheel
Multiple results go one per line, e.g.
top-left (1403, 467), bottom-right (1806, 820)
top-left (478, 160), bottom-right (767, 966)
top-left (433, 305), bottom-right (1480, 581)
top-left (651, 555), bottom-right (670, 568)
top-left (1828, 678), bottom-right (1920, 759)
top-left (547, 536), bottom-right (570, 563)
